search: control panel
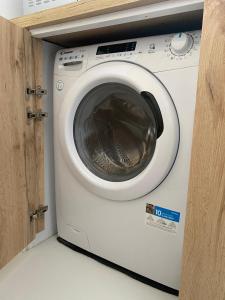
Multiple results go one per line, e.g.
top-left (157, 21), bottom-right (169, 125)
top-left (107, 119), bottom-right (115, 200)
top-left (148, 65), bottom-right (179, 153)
top-left (55, 30), bottom-right (201, 73)
top-left (57, 48), bottom-right (87, 66)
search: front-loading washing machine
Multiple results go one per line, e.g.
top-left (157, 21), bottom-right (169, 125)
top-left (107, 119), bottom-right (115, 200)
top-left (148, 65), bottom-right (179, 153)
top-left (54, 31), bottom-right (201, 293)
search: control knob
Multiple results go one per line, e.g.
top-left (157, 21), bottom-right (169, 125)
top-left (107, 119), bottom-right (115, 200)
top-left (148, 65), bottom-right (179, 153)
top-left (170, 33), bottom-right (193, 56)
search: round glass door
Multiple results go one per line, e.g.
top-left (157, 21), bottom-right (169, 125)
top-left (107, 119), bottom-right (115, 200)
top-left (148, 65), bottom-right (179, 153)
top-left (74, 83), bottom-right (163, 182)
top-left (58, 61), bottom-right (179, 200)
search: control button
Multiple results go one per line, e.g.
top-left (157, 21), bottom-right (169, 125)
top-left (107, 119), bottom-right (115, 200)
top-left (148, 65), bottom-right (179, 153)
top-left (149, 43), bottom-right (155, 50)
top-left (170, 33), bottom-right (193, 56)
top-left (56, 80), bottom-right (64, 91)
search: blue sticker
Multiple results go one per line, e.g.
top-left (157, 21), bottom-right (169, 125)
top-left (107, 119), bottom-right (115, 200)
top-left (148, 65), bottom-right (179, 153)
top-left (146, 204), bottom-right (180, 223)
top-left (154, 206), bottom-right (180, 222)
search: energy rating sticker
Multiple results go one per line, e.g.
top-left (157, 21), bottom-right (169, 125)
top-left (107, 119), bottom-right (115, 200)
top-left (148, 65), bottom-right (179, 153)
top-left (146, 204), bottom-right (180, 234)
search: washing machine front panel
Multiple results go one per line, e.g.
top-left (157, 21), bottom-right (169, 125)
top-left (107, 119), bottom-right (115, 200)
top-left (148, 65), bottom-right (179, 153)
top-left (54, 31), bottom-right (201, 290)
top-left (58, 61), bottom-right (179, 200)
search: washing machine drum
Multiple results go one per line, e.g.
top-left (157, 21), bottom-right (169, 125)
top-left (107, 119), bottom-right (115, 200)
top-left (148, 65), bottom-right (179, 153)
top-left (59, 61), bottom-right (179, 200)
top-left (74, 83), bottom-right (163, 182)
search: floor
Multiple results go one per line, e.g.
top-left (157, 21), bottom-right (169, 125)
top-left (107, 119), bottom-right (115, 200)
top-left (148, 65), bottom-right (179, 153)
top-left (0, 236), bottom-right (177, 300)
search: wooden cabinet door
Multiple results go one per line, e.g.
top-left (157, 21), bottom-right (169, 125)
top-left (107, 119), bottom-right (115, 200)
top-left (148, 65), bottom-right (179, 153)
top-left (0, 17), bottom-right (45, 269)
top-left (180, 0), bottom-right (225, 299)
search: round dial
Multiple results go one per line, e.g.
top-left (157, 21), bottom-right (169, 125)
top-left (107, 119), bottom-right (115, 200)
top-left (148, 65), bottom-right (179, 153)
top-left (170, 33), bottom-right (193, 56)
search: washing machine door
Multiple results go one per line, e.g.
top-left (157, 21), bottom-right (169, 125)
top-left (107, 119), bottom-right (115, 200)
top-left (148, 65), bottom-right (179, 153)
top-left (58, 61), bottom-right (179, 200)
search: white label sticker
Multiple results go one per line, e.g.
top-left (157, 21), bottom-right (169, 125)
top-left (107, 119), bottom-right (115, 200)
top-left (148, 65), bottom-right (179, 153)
top-left (145, 204), bottom-right (180, 234)
top-left (146, 213), bottom-right (178, 233)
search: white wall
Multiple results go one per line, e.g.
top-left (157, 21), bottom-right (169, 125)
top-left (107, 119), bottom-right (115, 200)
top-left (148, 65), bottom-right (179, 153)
top-left (0, 0), bottom-right (23, 19)
top-left (0, 1), bottom-right (60, 247)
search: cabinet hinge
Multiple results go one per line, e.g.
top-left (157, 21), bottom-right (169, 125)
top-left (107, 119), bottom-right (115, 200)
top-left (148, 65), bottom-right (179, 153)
top-left (30, 205), bottom-right (48, 222)
top-left (26, 86), bottom-right (47, 97)
top-left (27, 109), bottom-right (48, 121)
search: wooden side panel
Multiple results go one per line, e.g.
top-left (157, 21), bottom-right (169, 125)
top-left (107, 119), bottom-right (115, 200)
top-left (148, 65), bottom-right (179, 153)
top-left (23, 33), bottom-right (45, 239)
top-left (0, 17), bottom-right (45, 268)
top-left (180, 1), bottom-right (225, 299)
top-left (23, 30), bottom-right (37, 242)
top-left (12, 0), bottom-right (168, 29)
top-left (32, 39), bottom-right (45, 233)
top-left (0, 17), bottom-right (29, 268)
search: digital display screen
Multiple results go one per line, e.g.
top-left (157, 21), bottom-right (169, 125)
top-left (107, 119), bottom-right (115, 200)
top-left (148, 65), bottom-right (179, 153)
top-left (96, 42), bottom-right (137, 55)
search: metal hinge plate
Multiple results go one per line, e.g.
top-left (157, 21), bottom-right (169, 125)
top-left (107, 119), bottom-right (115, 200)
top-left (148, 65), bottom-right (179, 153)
top-left (27, 109), bottom-right (48, 121)
top-left (27, 86), bottom-right (47, 97)
top-left (30, 205), bottom-right (48, 222)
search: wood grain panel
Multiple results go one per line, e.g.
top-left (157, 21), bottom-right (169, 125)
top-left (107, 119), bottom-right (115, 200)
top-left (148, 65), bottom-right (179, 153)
top-left (180, 0), bottom-right (225, 299)
top-left (12, 0), bottom-right (168, 29)
top-left (0, 17), bottom-right (45, 268)
top-left (0, 17), bottom-right (29, 268)
top-left (23, 30), bottom-right (38, 242)
top-left (23, 34), bottom-right (45, 238)
top-left (32, 39), bottom-right (45, 233)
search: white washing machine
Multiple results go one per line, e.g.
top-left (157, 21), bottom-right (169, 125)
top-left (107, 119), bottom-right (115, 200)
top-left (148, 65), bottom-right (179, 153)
top-left (54, 30), bottom-right (201, 293)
